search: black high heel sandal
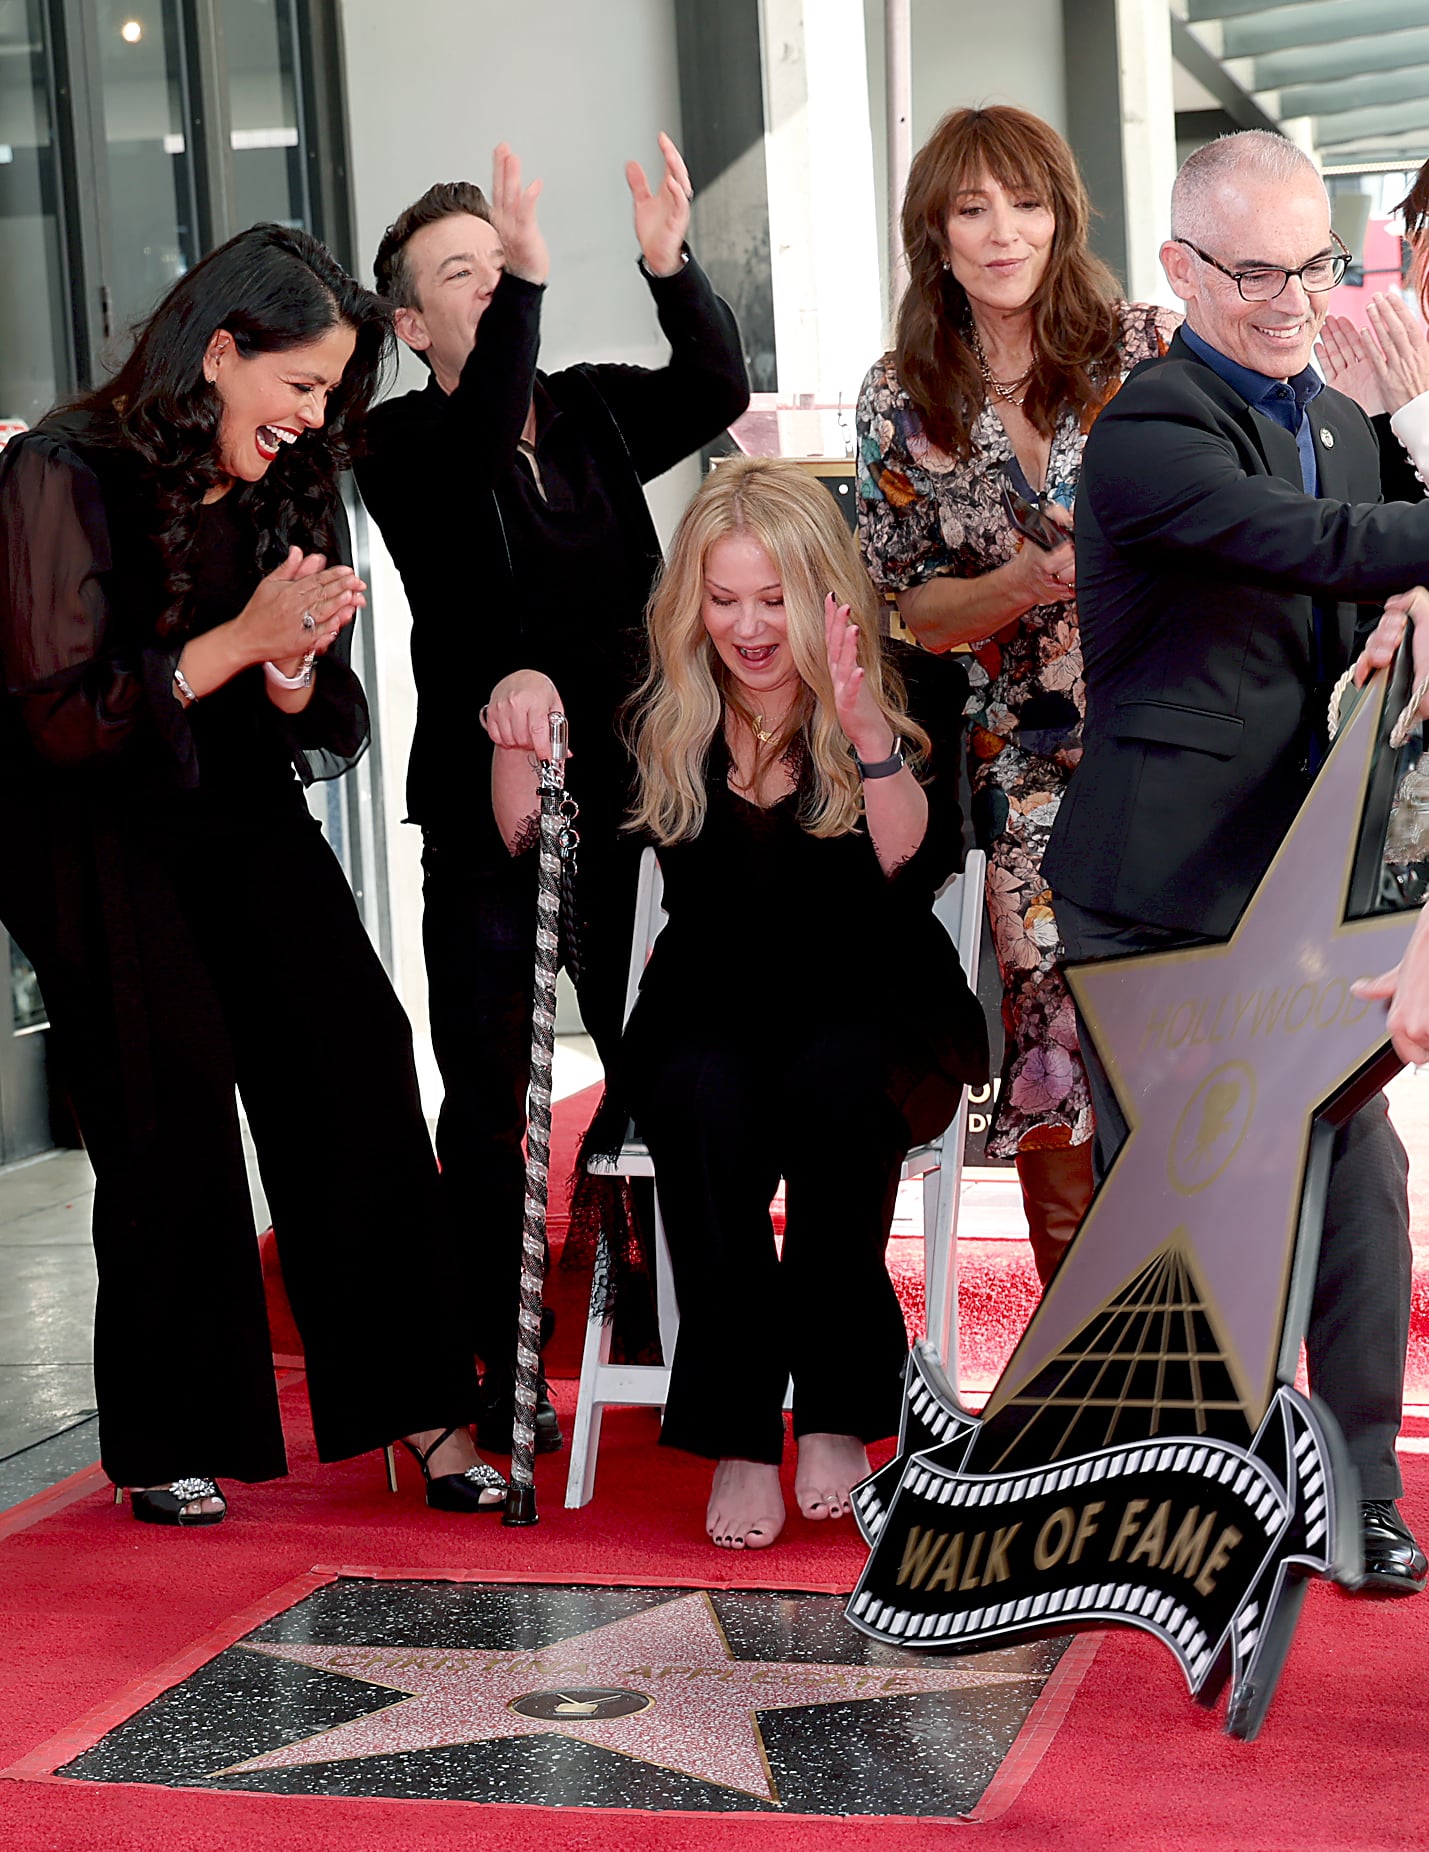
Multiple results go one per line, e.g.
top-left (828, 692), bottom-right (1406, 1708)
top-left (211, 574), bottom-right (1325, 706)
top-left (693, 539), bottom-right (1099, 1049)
top-left (399, 1429), bottom-right (506, 1513)
top-left (127, 1478), bottom-right (227, 1527)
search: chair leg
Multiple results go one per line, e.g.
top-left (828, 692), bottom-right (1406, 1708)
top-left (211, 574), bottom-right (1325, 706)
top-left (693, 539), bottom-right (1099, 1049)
top-left (384, 1444), bottom-right (398, 1494)
top-left (651, 1189), bottom-right (680, 1369)
top-left (565, 1270), bottom-right (617, 1509)
top-left (113, 1484), bottom-right (123, 1507)
top-left (923, 1098), bottom-right (970, 1382)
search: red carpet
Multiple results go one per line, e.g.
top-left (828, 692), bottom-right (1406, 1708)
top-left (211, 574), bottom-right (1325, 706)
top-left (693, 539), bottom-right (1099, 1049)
top-left (8, 1079), bottom-right (1425, 1845)
top-left (0, 1376), bottom-right (1426, 1849)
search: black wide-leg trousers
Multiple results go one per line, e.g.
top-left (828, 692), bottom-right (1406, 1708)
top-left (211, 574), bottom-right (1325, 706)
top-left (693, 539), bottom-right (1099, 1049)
top-left (1055, 894), bottom-right (1411, 1502)
top-left (6, 791), bottom-right (479, 1488)
top-left (627, 1022), bottom-right (962, 1464)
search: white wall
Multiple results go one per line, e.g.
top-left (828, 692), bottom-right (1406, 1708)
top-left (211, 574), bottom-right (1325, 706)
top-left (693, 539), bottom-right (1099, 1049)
top-left (338, 0), bottom-right (697, 1028)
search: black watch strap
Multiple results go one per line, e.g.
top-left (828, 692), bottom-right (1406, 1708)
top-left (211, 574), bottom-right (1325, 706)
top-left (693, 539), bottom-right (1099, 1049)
top-left (855, 741), bottom-right (904, 779)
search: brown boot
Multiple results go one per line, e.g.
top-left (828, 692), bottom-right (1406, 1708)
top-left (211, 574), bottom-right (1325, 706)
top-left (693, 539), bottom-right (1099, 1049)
top-left (1015, 1142), bottom-right (1095, 1288)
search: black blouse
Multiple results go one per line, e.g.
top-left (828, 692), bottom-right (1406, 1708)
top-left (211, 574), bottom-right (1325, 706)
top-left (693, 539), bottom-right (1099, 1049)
top-left (622, 644), bottom-right (990, 1090)
top-left (0, 419), bottom-right (368, 803)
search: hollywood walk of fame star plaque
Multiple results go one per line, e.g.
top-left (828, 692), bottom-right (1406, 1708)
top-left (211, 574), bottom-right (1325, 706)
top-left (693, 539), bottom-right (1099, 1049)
top-left (41, 1574), bottom-right (1083, 1817)
top-left (850, 660), bottom-right (1422, 1741)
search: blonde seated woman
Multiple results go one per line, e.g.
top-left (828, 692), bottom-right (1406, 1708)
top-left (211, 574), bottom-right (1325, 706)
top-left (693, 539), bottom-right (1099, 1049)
top-left (488, 456), bottom-right (987, 1549)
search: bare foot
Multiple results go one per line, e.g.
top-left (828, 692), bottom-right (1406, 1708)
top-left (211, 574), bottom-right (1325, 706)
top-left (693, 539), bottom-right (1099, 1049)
top-left (706, 1458), bottom-right (785, 1549)
top-left (794, 1433), bottom-right (869, 1521)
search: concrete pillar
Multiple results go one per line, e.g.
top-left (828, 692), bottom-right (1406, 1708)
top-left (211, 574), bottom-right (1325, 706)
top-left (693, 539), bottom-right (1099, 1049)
top-left (760, 0), bottom-right (883, 403)
top-left (1063, 0), bottom-right (1178, 303)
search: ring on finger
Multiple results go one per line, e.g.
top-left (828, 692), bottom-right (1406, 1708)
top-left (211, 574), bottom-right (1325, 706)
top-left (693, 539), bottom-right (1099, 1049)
top-left (302, 610), bottom-right (317, 633)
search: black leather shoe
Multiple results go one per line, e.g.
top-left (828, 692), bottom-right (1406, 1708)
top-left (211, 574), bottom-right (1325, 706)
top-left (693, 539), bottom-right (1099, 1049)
top-left (1359, 1499), bottom-right (1428, 1595)
top-left (475, 1374), bottom-right (564, 1455)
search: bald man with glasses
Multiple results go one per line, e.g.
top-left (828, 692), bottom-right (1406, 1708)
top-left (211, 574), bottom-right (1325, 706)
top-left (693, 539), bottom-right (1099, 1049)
top-left (1045, 130), bottom-right (1429, 1595)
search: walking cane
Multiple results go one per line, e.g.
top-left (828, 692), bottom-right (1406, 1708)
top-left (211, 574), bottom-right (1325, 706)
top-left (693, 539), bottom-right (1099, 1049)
top-left (504, 709), bottom-right (578, 1526)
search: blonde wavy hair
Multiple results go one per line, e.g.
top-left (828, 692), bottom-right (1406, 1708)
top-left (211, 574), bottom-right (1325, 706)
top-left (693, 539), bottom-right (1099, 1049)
top-left (628, 456), bottom-right (928, 844)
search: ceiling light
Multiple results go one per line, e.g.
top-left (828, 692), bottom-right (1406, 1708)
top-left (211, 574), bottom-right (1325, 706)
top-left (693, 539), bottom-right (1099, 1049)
top-left (120, 19), bottom-right (143, 43)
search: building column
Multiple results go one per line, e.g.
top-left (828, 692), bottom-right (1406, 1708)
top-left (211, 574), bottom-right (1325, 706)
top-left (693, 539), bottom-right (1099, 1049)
top-left (1063, 0), bottom-right (1177, 301)
top-left (759, 0), bottom-right (883, 402)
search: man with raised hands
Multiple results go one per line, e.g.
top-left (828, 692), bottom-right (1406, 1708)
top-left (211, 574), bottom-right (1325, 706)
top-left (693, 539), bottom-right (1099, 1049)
top-left (357, 137), bottom-right (748, 1456)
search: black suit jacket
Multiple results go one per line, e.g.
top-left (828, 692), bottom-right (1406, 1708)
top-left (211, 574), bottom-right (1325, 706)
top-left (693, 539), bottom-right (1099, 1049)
top-left (1043, 329), bottom-right (1429, 937)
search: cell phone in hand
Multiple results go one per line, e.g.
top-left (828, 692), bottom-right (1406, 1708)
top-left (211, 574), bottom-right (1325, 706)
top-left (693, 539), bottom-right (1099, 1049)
top-left (1000, 478), bottom-right (1067, 552)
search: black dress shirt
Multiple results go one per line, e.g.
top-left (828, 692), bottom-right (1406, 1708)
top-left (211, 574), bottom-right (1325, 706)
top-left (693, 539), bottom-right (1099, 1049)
top-left (354, 254), bottom-right (749, 863)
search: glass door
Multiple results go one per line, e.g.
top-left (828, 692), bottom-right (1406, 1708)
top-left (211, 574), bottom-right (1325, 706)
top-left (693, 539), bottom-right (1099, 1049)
top-left (0, 0), bottom-right (73, 425)
top-left (90, 0), bottom-right (200, 350)
top-left (222, 0), bottom-right (307, 229)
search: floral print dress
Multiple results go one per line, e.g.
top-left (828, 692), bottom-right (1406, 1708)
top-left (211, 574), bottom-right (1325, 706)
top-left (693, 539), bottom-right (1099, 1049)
top-left (855, 302), bottom-right (1179, 1159)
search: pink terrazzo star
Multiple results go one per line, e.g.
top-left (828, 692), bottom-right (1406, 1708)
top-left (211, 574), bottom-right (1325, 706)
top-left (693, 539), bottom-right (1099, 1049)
top-left (224, 1591), bottom-right (1031, 1802)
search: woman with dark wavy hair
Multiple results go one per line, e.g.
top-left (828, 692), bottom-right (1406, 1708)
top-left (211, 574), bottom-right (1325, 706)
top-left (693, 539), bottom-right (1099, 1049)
top-left (857, 106), bottom-right (1178, 1286)
top-left (0, 224), bottom-right (501, 1526)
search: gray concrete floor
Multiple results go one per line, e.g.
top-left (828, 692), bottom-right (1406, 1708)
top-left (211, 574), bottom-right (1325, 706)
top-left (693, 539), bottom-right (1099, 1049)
top-left (0, 1147), bottom-right (101, 1514)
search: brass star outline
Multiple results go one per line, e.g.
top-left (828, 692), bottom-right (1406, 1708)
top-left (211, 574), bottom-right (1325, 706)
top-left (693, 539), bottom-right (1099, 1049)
top-left (982, 667), bottom-right (1417, 1443)
top-left (216, 1590), bottom-right (1033, 1804)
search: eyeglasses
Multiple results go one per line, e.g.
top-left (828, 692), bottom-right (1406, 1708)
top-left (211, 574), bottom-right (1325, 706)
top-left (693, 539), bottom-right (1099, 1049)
top-left (1175, 232), bottom-right (1352, 302)
top-left (999, 472), bottom-right (1066, 551)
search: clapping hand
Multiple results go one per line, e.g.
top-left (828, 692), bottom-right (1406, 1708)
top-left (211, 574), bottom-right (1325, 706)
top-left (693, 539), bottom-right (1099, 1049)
top-left (825, 595), bottom-right (892, 763)
top-left (1319, 297), bottom-right (1429, 417)
top-left (237, 546), bottom-right (363, 673)
top-left (626, 132), bottom-right (692, 278)
top-left (491, 142), bottom-right (548, 285)
top-left (1316, 315), bottom-right (1385, 417)
top-left (1366, 293), bottom-right (1429, 413)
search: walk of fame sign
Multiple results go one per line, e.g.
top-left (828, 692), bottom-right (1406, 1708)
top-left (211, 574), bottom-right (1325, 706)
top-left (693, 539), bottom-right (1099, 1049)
top-left (851, 660), bottom-right (1421, 1740)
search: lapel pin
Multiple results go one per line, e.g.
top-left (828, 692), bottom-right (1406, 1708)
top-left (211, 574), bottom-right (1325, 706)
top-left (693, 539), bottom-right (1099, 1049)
top-left (1320, 427), bottom-right (1335, 447)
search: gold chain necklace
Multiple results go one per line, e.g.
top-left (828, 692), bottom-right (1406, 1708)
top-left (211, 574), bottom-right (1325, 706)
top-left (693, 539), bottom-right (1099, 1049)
top-left (751, 714), bottom-right (773, 744)
top-left (972, 326), bottom-right (1033, 408)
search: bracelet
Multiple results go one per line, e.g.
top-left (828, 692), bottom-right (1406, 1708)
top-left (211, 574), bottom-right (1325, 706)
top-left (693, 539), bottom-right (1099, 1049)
top-left (173, 665), bottom-right (198, 705)
top-left (264, 659), bottom-right (313, 691)
top-left (855, 741), bottom-right (905, 780)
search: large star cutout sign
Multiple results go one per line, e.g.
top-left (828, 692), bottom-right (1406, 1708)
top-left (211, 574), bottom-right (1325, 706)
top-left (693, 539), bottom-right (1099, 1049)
top-left (982, 667), bottom-right (1417, 1445)
top-left (220, 1591), bottom-right (1031, 1803)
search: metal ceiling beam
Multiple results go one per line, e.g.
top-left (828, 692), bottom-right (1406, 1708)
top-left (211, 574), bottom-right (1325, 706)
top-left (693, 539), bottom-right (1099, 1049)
top-left (1240, 26), bottom-right (1429, 88)
top-left (1276, 65), bottom-right (1429, 119)
top-left (1303, 97), bottom-right (1429, 148)
top-left (1318, 137), bottom-right (1429, 167)
top-left (1197, 2), bottom-right (1429, 58)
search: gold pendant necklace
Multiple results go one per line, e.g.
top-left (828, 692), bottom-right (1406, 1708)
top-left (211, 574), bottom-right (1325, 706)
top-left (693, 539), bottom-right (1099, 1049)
top-left (752, 714), bottom-right (773, 745)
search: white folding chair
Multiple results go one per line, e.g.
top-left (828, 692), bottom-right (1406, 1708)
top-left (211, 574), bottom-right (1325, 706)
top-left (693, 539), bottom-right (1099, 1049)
top-left (563, 845), bottom-right (986, 1509)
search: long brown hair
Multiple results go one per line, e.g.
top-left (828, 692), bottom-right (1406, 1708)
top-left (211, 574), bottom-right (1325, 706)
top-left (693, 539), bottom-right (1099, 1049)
top-left (894, 106), bottom-right (1121, 459)
top-left (1396, 160), bottom-right (1429, 316)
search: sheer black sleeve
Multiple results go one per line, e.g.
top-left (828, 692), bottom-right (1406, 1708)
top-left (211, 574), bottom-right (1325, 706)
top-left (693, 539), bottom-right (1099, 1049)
top-left (0, 431), bottom-right (196, 776)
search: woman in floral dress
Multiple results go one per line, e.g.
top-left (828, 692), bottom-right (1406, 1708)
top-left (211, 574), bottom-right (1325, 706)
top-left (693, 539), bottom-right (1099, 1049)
top-left (857, 104), bottom-right (1178, 1284)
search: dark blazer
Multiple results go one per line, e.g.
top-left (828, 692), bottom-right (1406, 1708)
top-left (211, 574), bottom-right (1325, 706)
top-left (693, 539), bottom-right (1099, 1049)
top-left (1043, 329), bottom-right (1429, 937)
